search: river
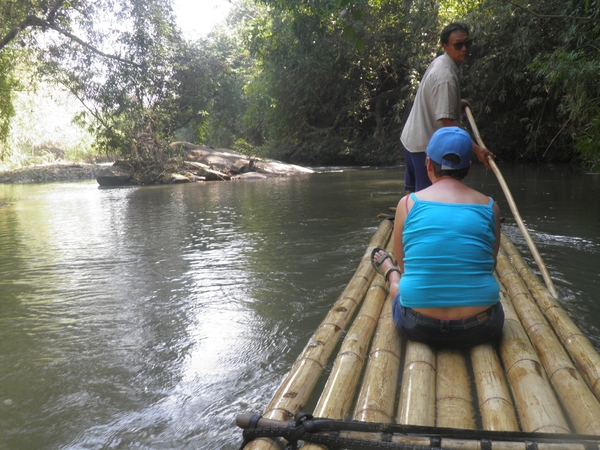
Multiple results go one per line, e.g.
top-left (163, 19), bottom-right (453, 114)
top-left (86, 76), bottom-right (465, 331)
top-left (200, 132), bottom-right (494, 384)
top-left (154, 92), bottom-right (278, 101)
top-left (0, 165), bottom-right (599, 450)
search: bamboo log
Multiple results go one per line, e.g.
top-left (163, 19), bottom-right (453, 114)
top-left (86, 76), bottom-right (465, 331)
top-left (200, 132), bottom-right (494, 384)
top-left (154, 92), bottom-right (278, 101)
top-left (352, 295), bottom-right (401, 423)
top-left (243, 220), bottom-right (393, 450)
top-left (496, 242), bottom-right (600, 435)
top-left (470, 343), bottom-right (520, 431)
top-left (496, 281), bottom-right (571, 433)
top-left (303, 232), bottom-right (395, 448)
top-left (310, 281), bottom-right (387, 418)
top-left (397, 341), bottom-right (436, 426)
top-left (300, 259), bottom-right (389, 450)
top-left (501, 234), bottom-right (600, 402)
top-left (353, 239), bottom-right (403, 423)
top-left (436, 349), bottom-right (476, 429)
top-left (312, 267), bottom-right (391, 418)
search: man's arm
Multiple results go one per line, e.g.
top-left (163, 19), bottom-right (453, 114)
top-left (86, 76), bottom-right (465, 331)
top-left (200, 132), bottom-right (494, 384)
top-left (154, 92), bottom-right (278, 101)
top-left (393, 195), bottom-right (409, 274)
top-left (472, 141), bottom-right (495, 169)
top-left (440, 117), bottom-right (495, 169)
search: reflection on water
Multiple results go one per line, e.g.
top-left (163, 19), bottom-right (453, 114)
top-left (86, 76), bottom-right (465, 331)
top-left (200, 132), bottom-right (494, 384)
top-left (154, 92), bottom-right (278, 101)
top-left (0, 166), bottom-right (599, 449)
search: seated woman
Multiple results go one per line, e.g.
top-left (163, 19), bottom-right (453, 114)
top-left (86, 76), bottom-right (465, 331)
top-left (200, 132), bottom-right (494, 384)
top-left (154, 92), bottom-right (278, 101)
top-left (372, 126), bottom-right (504, 348)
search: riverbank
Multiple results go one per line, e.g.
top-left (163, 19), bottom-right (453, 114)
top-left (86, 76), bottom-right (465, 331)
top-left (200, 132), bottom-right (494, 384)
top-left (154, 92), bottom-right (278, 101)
top-left (0, 145), bottom-right (315, 185)
top-left (0, 162), bottom-right (110, 184)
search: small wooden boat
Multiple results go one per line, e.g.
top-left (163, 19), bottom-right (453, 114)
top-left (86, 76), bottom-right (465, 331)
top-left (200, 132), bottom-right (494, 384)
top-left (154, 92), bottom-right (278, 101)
top-left (237, 218), bottom-right (600, 450)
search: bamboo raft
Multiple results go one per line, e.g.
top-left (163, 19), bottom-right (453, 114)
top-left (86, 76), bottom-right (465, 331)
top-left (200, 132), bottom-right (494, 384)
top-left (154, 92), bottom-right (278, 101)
top-left (237, 218), bottom-right (600, 450)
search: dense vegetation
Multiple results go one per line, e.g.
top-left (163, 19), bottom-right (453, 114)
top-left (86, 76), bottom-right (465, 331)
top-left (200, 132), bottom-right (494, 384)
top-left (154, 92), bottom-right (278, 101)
top-left (1, 0), bottom-right (599, 174)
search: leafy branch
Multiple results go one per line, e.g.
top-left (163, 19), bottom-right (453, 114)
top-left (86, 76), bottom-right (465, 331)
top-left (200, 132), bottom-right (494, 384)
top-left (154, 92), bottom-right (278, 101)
top-left (508, 0), bottom-right (599, 22)
top-left (0, 14), bottom-right (140, 67)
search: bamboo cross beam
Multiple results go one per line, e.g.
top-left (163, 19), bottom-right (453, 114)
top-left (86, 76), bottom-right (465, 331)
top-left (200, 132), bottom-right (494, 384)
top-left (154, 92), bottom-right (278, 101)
top-left (465, 106), bottom-right (558, 299)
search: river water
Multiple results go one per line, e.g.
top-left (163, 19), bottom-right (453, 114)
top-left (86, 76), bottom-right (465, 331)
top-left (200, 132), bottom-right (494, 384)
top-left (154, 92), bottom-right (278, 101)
top-left (0, 165), bottom-right (599, 450)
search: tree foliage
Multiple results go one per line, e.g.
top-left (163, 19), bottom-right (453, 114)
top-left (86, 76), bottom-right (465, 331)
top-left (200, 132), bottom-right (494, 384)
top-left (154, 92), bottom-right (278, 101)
top-left (236, 0), bottom-right (424, 164)
top-left (1, 0), bottom-right (600, 172)
top-left (459, 0), bottom-right (600, 167)
top-left (35, 0), bottom-right (189, 161)
top-left (0, 0), bottom-right (229, 173)
top-left (240, 0), bottom-right (600, 168)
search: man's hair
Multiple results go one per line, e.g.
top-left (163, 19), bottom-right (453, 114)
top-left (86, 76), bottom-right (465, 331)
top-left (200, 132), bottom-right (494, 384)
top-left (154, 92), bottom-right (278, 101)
top-left (440, 23), bottom-right (470, 45)
top-left (429, 153), bottom-right (470, 180)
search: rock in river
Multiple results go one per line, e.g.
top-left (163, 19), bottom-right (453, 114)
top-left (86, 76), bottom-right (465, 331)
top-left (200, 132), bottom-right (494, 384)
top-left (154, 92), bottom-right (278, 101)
top-left (96, 143), bottom-right (314, 187)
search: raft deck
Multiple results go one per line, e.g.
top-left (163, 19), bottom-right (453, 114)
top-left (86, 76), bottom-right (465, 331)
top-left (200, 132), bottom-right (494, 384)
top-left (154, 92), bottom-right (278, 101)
top-left (239, 219), bottom-right (600, 450)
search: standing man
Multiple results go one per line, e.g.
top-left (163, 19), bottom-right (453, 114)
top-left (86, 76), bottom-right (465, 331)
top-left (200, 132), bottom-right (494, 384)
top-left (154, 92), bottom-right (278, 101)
top-left (400, 22), bottom-right (494, 193)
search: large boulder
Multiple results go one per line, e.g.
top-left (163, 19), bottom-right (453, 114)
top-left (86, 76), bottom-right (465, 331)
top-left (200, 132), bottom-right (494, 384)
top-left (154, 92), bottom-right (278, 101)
top-left (95, 144), bottom-right (314, 186)
top-left (96, 162), bottom-right (133, 187)
top-left (171, 142), bottom-right (314, 178)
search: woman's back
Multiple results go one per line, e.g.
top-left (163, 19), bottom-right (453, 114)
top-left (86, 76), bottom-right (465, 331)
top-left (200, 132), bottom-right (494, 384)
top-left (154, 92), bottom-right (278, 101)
top-left (399, 193), bottom-right (499, 309)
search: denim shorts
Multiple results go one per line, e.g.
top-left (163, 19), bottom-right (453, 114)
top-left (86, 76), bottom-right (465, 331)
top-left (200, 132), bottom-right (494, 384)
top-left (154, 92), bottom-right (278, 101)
top-left (392, 294), bottom-right (504, 348)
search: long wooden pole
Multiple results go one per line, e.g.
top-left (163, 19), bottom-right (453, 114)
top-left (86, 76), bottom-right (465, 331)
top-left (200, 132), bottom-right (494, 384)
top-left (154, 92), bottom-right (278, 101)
top-left (465, 107), bottom-right (558, 299)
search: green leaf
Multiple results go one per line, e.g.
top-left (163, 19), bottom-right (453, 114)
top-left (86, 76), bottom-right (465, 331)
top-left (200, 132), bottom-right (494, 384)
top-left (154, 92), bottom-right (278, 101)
top-left (352, 9), bottom-right (363, 21)
top-left (340, 0), bottom-right (351, 7)
top-left (355, 37), bottom-right (365, 52)
top-left (343, 25), bottom-right (355, 40)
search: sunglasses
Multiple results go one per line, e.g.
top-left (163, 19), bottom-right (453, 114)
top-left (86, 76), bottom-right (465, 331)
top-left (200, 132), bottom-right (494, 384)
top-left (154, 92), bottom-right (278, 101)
top-left (449, 39), bottom-right (473, 50)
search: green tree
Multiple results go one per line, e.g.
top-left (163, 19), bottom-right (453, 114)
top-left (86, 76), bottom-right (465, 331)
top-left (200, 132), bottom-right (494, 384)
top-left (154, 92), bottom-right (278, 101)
top-left (3, 0), bottom-right (600, 172)
top-left (527, 2), bottom-right (600, 170)
top-left (246, 0), bottom-right (600, 168)
top-left (1, 0), bottom-right (228, 179)
top-left (177, 31), bottom-right (250, 150)
top-left (0, 52), bottom-right (18, 152)
top-left (239, 0), bottom-right (421, 164)
top-left (37, 0), bottom-right (184, 160)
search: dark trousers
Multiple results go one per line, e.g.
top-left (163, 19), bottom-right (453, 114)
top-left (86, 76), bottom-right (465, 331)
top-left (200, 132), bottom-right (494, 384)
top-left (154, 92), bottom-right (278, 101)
top-left (403, 148), bottom-right (432, 192)
top-left (392, 295), bottom-right (504, 348)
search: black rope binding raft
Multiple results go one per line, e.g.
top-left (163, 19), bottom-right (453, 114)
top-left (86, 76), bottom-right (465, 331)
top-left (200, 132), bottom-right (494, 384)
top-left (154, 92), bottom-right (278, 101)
top-left (237, 412), bottom-right (600, 450)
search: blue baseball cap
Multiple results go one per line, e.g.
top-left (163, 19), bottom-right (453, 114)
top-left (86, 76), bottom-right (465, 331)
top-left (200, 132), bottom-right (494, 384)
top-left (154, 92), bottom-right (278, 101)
top-left (426, 126), bottom-right (472, 170)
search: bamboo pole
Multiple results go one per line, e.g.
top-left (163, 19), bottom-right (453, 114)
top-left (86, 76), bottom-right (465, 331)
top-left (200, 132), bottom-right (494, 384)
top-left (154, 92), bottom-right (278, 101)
top-left (300, 245), bottom-right (390, 450)
top-left (352, 292), bottom-right (402, 423)
top-left (353, 239), bottom-right (403, 424)
top-left (397, 340), bottom-right (436, 426)
top-left (243, 219), bottom-right (393, 450)
top-left (436, 349), bottom-right (476, 429)
top-left (470, 343), bottom-right (520, 431)
top-left (496, 241), bottom-right (600, 435)
top-left (465, 106), bottom-right (558, 298)
top-left (310, 279), bottom-right (387, 419)
top-left (496, 273), bottom-right (571, 433)
top-left (501, 234), bottom-right (600, 403)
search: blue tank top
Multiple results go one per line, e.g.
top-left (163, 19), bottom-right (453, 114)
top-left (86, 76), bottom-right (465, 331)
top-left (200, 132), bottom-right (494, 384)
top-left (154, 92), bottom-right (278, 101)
top-left (399, 194), bottom-right (500, 308)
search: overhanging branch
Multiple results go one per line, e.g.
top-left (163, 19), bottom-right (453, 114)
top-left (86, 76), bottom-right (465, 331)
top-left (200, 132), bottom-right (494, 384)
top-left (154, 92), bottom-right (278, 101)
top-left (0, 15), bottom-right (141, 67)
top-left (509, 1), bottom-right (599, 22)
